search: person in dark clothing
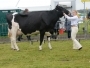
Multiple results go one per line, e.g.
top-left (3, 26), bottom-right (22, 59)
top-left (54, 20), bottom-right (60, 35)
top-left (51, 20), bottom-right (60, 39)
top-left (65, 13), bottom-right (72, 38)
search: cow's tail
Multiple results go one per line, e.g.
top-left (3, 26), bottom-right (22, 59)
top-left (8, 13), bottom-right (15, 37)
top-left (12, 12), bottom-right (18, 23)
top-left (12, 15), bottom-right (15, 23)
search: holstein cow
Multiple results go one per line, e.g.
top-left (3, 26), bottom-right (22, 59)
top-left (6, 5), bottom-right (69, 51)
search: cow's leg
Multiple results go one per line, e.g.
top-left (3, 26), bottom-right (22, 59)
top-left (17, 35), bottom-right (22, 41)
top-left (39, 31), bottom-right (45, 50)
top-left (10, 38), bottom-right (16, 50)
top-left (45, 32), bottom-right (52, 49)
top-left (27, 35), bottom-right (33, 45)
top-left (27, 35), bottom-right (31, 41)
top-left (11, 37), bottom-right (19, 51)
top-left (10, 27), bottom-right (19, 51)
top-left (47, 36), bottom-right (52, 50)
top-left (8, 29), bottom-right (15, 49)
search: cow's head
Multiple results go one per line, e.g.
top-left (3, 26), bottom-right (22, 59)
top-left (55, 5), bottom-right (69, 16)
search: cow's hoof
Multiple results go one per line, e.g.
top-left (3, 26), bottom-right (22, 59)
top-left (50, 47), bottom-right (52, 50)
top-left (16, 49), bottom-right (20, 51)
top-left (14, 49), bottom-right (17, 50)
top-left (78, 47), bottom-right (82, 50)
top-left (48, 45), bottom-right (52, 50)
top-left (11, 48), bottom-right (16, 50)
top-left (39, 46), bottom-right (42, 51)
top-left (49, 46), bottom-right (52, 50)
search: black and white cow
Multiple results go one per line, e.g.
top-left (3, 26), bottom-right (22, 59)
top-left (6, 5), bottom-right (69, 51)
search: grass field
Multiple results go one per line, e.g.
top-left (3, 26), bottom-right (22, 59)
top-left (0, 40), bottom-right (90, 68)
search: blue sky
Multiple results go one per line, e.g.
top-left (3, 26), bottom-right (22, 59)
top-left (0, 0), bottom-right (90, 10)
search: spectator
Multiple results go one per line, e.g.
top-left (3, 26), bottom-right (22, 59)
top-left (52, 20), bottom-right (60, 39)
top-left (65, 13), bottom-right (72, 39)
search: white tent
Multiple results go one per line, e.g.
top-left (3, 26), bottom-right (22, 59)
top-left (0, 0), bottom-right (72, 11)
top-left (0, 0), bottom-right (90, 10)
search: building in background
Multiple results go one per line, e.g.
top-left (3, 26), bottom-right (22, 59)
top-left (18, 0), bottom-right (75, 11)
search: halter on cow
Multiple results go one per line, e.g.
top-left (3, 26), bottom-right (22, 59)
top-left (6, 5), bottom-right (69, 51)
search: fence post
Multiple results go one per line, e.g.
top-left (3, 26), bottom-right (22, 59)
top-left (83, 2), bottom-right (87, 38)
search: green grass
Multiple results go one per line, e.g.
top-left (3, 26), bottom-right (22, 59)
top-left (0, 40), bottom-right (90, 68)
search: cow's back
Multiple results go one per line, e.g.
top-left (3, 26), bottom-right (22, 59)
top-left (6, 10), bottom-right (59, 35)
top-left (14, 11), bottom-right (47, 34)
